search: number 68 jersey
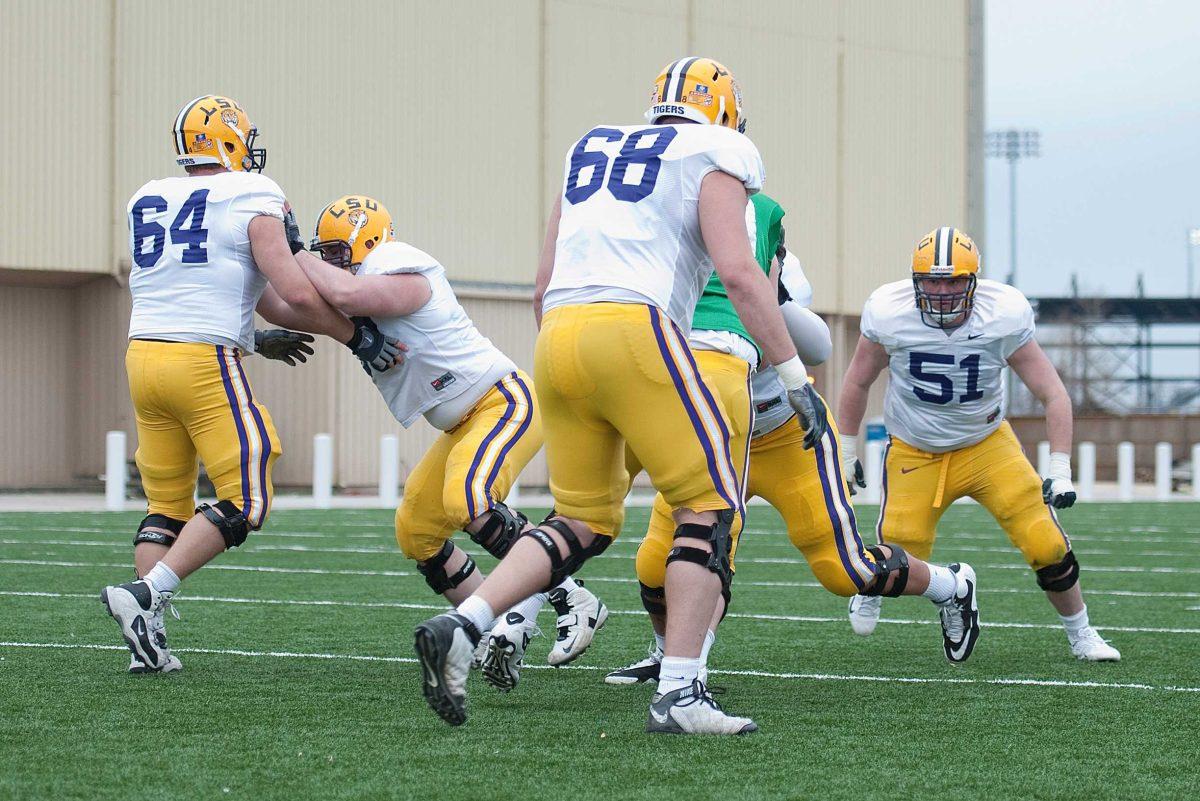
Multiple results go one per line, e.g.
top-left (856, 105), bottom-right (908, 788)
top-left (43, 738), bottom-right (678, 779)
top-left (543, 123), bottom-right (763, 332)
top-left (861, 278), bottom-right (1035, 453)
top-left (127, 171), bottom-right (287, 353)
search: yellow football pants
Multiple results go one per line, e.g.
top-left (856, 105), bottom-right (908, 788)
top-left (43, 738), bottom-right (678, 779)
top-left (635, 392), bottom-right (879, 597)
top-left (626, 349), bottom-right (751, 583)
top-left (395, 371), bottom-right (542, 562)
top-left (126, 340), bottom-right (281, 527)
top-left (877, 421), bottom-right (1070, 570)
top-left (535, 303), bottom-right (744, 537)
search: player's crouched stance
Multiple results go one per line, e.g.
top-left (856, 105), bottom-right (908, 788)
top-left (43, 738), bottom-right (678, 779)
top-left (102, 97), bottom-right (401, 672)
top-left (301, 197), bottom-right (606, 691)
top-left (839, 228), bottom-right (1119, 662)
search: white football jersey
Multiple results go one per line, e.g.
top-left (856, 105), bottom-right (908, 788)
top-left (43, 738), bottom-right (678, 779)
top-left (127, 171), bottom-right (285, 352)
top-left (750, 256), bottom-right (815, 439)
top-left (862, 278), bottom-right (1035, 452)
top-left (359, 242), bottom-right (517, 430)
top-left (543, 123), bottom-right (764, 332)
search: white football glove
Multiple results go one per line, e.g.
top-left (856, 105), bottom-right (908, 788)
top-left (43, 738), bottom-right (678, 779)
top-left (840, 434), bottom-right (866, 496)
top-left (1042, 452), bottom-right (1077, 509)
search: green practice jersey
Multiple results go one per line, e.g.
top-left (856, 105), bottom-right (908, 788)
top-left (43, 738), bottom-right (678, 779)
top-left (691, 192), bottom-right (785, 352)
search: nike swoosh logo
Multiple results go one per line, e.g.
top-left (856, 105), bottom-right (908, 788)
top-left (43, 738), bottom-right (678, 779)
top-left (900, 463), bottom-right (937, 474)
top-left (967, 333), bottom-right (983, 340)
top-left (650, 708), bottom-right (671, 724)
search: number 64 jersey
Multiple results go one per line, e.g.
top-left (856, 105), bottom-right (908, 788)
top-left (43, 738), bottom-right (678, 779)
top-left (127, 171), bottom-right (286, 353)
top-left (543, 123), bottom-right (763, 333)
top-left (862, 278), bottom-right (1035, 453)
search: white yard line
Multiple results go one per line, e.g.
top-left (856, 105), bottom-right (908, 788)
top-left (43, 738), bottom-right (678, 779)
top-left (3, 589), bottom-right (1197, 635)
top-left (2, 557), bottom-right (1198, 597)
top-left (0, 639), bottom-right (1195, 694)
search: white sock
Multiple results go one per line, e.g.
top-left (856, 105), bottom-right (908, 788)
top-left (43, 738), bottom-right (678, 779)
top-left (144, 561), bottom-right (180, 594)
top-left (923, 564), bottom-right (957, 604)
top-left (555, 575), bottom-right (580, 593)
top-left (657, 656), bottom-right (701, 694)
top-left (1060, 605), bottom-right (1090, 638)
top-left (455, 595), bottom-right (495, 634)
top-left (507, 593), bottom-right (545, 623)
top-left (653, 632), bottom-right (666, 655)
top-left (699, 630), bottom-right (716, 666)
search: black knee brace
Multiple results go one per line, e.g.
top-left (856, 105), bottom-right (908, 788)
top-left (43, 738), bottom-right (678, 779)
top-left (133, 514), bottom-right (185, 547)
top-left (197, 500), bottom-right (249, 549)
top-left (416, 541), bottom-right (478, 595)
top-left (665, 509), bottom-right (735, 592)
top-left (862, 544), bottom-right (910, 597)
top-left (640, 582), bottom-right (666, 616)
top-left (468, 502), bottom-right (528, 559)
top-left (519, 518), bottom-right (612, 591)
top-left (1036, 550), bottom-right (1080, 592)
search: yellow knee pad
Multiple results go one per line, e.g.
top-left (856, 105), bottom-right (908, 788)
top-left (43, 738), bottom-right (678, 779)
top-left (394, 506), bottom-right (448, 563)
top-left (1014, 514), bottom-right (1071, 571)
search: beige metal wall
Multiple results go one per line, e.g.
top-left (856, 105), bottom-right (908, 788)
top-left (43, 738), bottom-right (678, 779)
top-left (0, 0), bottom-right (977, 489)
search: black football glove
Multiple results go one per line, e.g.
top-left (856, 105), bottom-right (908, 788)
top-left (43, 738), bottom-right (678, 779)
top-left (254, 329), bottom-right (315, 366)
top-left (283, 208), bottom-right (305, 255)
top-left (786, 382), bottom-right (829, 451)
top-left (346, 316), bottom-right (404, 373)
top-left (846, 459), bottom-right (866, 496)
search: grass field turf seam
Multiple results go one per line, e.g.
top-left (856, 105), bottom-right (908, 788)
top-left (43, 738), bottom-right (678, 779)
top-left (0, 503), bottom-right (1197, 801)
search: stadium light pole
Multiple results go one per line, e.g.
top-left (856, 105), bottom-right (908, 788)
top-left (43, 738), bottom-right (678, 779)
top-left (986, 129), bottom-right (1040, 287)
top-left (1188, 227), bottom-right (1200, 297)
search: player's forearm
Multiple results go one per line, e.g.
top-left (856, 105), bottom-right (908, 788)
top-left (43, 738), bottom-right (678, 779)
top-left (837, 381), bottom-right (870, 437)
top-left (1042, 391), bottom-right (1074, 455)
top-left (259, 288), bottom-right (353, 342)
top-left (724, 264), bottom-right (798, 368)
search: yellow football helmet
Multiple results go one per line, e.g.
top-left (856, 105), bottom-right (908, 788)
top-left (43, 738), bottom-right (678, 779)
top-left (310, 196), bottom-right (394, 272)
top-left (911, 226), bottom-right (981, 328)
top-left (172, 95), bottom-right (265, 172)
top-left (645, 57), bottom-right (746, 133)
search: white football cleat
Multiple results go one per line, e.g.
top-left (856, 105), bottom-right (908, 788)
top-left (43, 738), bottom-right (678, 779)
top-left (481, 611), bottom-right (541, 692)
top-left (129, 603), bottom-right (183, 674)
top-left (848, 594), bottom-right (882, 636)
top-left (646, 680), bottom-right (757, 736)
top-left (413, 612), bottom-right (480, 726)
top-left (1069, 627), bottom-right (1121, 662)
top-left (604, 645), bottom-right (663, 686)
top-left (938, 563), bottom-right (980, 664)
top-left (471, 628), bottom-right (492, 671)
top-left (547, 582), bottom-right (608, 666)
top-left (101, 579), bottom-right (176, 671)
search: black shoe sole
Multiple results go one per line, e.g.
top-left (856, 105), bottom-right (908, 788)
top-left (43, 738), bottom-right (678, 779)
top-left (413, 623), bottom-right (467, 726)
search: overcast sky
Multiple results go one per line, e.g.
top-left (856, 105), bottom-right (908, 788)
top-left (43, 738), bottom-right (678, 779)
top-left (985, 0), bottom-right (1200, 298)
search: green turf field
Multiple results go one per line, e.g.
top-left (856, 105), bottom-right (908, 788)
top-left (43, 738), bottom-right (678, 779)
top-left (1, 503), bottom-right (1196, 800)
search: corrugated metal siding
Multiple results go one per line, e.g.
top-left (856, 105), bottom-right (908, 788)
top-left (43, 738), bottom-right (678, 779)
top-left (113, 0), bottom-right (542, 284)
top-left (0, 1), bottom-right (112, 274)
top-left (73, 277), bottom-right (136, 478)
top-left (0, 286), bottom-right (73, 485)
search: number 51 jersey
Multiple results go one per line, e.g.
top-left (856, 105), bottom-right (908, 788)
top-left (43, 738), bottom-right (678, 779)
top-left (862, 278), bottom-right (1035, 453)
top-left (543, 123), bottom-right (763, 332)
top-left (127, 171), bottom-right (287, 353)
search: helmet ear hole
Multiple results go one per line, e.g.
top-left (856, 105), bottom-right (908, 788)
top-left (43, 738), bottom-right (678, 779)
top-left (365, 240), bottom-right (375, 250)
top-left (225, 142), bottom-right (235, 153)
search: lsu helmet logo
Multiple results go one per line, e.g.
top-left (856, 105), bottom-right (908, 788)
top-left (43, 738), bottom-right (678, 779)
top-left (311, 195), bottom-right (394, 272)
top-left (172, 94), bottom-right (266, 172)
top-left (911, 227), bottom-right (981, 329)
top-left (645, 57), bottom-right (746, 133)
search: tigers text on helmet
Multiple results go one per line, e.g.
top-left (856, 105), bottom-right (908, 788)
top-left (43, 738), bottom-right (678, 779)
top-left (310, 196), bottom-right (394, 272)
top-left (645, 57), bottom-right (746, 133)
top-left (911, 226), bottom-right (981, 329)
top-left (172, 95), bottom-right (266, 173)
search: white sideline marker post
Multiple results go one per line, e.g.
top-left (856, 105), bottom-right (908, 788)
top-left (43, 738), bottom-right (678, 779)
top-left (1077, 442), bottom-right (1096, 501)
top-left (864, 439), bottom-right (883, 504)
top-left (104, 431), bottom-right (126, 512)
top-left (1155, 442), bottom-right (1172, 501)
top-left (1037, 441), bottom-right (1051, 477)
top-left (1117, 442), bottom-right (1135, 502)
top-left (1193, 444), bottom-right (1200, 501)
top-left (378, 435), bottom-right (399, 508)
top-left (313, 434), bottom-right (333, 509)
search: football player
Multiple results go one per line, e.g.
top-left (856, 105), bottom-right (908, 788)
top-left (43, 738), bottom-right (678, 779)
top-left (838, 227), bottom-right (1120, 662)
top-left (413, 57), bottom-right (828, 735)
top-left (301, 196), bottom-right (607, 687)
top-left (609, 198), bottom-right (981, 685)
top-left (101, 96), bottom-right (404, 673)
